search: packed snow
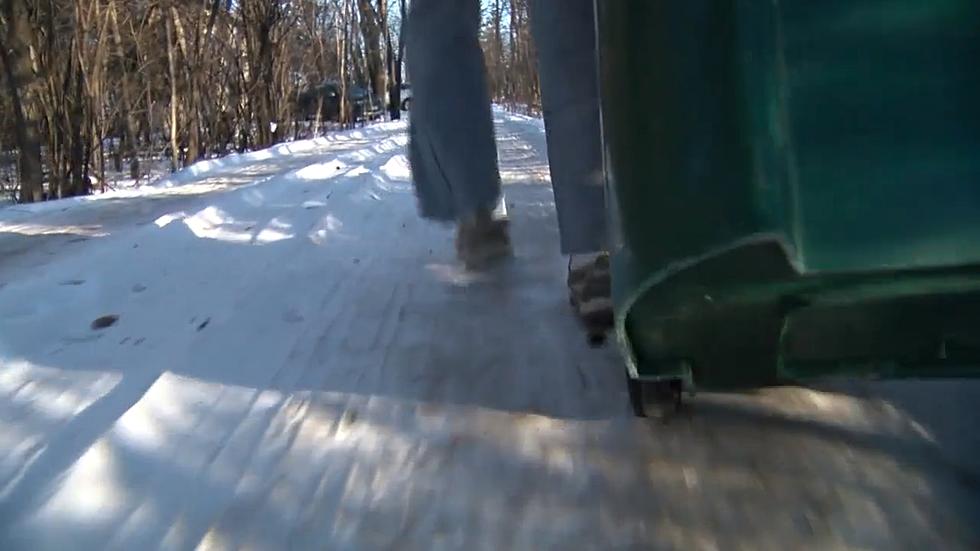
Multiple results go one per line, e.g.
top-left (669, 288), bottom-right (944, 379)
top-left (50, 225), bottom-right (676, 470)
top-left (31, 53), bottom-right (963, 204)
top-left (0, 111), bottom-right (978, 549)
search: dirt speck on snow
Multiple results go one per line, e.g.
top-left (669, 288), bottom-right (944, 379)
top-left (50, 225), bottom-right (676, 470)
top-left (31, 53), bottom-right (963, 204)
top-left (90, 314), bottom-right (119, 330)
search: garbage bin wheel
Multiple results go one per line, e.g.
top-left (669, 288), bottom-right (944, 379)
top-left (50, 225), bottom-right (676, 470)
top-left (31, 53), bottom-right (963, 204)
top-left (627, 373), bottom-right (682, 418)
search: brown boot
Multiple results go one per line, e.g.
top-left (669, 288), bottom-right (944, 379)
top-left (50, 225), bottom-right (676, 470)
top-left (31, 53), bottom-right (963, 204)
top-left (568, 252), bottom-right (613, 345)
top-left (455, 209), bottom-right (512, 270)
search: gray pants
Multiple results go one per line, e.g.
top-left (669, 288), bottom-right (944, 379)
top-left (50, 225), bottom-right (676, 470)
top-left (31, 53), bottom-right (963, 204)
top-left (406, 0), bottom-right (605, 254)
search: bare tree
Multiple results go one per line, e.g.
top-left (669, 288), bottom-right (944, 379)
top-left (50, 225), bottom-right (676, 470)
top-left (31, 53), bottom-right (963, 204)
top-left (479, 0), bottom-right (538, 111)
top-left (356, 0), bottom-right (383, 102)
top-left (0, 0), bottom-right (43, 202)
top-left (0, 0), bottom-right (541, 204)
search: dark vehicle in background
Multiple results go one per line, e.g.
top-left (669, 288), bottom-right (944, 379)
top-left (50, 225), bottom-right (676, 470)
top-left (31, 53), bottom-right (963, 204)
top-left (349, 85), bottom-right (385, 120)
top-left (297, 81), bottom-right (385, 123)
top-left (399, 84), bottom-right (412, 111)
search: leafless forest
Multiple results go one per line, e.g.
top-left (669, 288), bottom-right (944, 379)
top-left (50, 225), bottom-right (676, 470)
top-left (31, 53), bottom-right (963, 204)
top-left (0, 0), bottom-right (540, 203)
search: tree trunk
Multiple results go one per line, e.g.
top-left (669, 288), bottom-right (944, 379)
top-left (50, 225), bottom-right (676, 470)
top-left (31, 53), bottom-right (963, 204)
top-left (491, 0), bottom-right (502, 98)
top-left (0, 0), bottom-right (44, 202)
top-left (338, 0), bottom-right (350, 127)
top-left (381, 0), bottom-right (399, 119)
top-left (187, 81), bottom-right (201, 163)
top-left (116, 7), bottom-right (143, 181)
top-left (165, 11), bottom-right (180, 171)
top-left (69, 66), bottom-right (87, 196)
top-left (356, 0), bottom-right (384, 103)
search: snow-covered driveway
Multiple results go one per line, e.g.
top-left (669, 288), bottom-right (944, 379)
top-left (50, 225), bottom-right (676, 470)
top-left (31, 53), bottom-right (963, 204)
top-left (0, 112), bottom-right (978, 549)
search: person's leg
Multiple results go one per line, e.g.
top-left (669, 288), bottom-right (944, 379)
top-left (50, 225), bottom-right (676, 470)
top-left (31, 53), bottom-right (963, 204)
top-left (528, 0), bottom-right (606, 255)
top-left (528, 0), bottom-right (611, 341)
top-left (406, 0), bottom-right (510, 267)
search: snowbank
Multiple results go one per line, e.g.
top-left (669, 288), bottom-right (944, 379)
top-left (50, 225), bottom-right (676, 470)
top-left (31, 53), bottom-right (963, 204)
top-left (0, 120), bottom-right (406, 223)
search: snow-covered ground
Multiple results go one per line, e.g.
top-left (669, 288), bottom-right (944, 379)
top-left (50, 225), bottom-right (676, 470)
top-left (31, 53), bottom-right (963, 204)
top-left (0, 111), bottom-right (978, 549)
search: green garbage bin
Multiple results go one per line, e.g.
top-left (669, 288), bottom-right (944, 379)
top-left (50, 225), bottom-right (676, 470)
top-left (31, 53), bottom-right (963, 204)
top-left (596, 1), bottom-right (980, 411)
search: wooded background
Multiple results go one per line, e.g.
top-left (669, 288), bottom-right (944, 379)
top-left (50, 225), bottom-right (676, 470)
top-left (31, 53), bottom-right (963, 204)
top-left (0, 0), bottom-right (540, 203)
